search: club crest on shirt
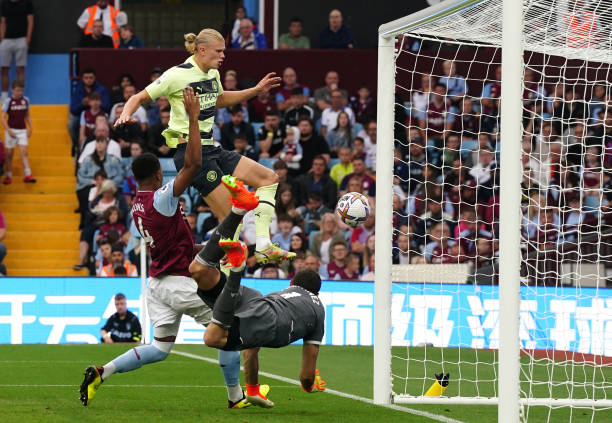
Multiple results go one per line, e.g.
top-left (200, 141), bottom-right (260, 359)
top-left (207, 170), bottom-right (217, 182)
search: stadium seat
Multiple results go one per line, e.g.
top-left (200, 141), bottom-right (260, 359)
top-left (196, 212), bottom-right (212, 234)
top-left (251, 122), bottom-right (264, 135)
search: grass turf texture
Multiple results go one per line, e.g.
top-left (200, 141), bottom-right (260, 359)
top-left (0, 344), bottom-right (610, 422)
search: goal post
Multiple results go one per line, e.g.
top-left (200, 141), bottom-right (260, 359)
top-left (375, 0), bottom-right (612, 420)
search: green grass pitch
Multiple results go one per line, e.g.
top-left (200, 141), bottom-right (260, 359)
top-left (1, 344), bottom-right (611, 422)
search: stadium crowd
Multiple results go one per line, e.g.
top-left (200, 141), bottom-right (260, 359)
top-left (63, 4), bottom-right (611, 284)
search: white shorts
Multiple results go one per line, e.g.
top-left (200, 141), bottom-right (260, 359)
top-left (146, 275), bottom-right (212, 338)
top-left (5, 129), bottom-right (28, 148)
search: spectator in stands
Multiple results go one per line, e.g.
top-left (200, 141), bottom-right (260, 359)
top-left (286, 252), bottom-right (306, 278)
top-left (273, 159), bottom-right (292, 186)
top-left (232, 17), bottom-right (267, 49)
top-left (257, 110), bottom-right (284, 158)
top-left (232, 132), bottom-right (258, 161)
top-left (100, 293), bottom-right (141, 343)
top-left (220, 6), bottom-right (245, 45)
top-left (110, 73), bottom-right (135, 106)
top-left (350, 210), bottom-right (375, 256)
top-left (290, 233), bottom-right (308, 256)
top-left (297, 191), bottom-right (332, 233)
top-left (414, 194), bottom-right (455, 249)
top-left (453, 97), bottom-right (479, 141)
top-left (77, 0), bottom-right (126, 48)
top-left (393, 233), bottom-right (413, 265)
top-left (313, 71), bottom-right (348, 112)
top-left (121, 142), bottom-right (142, 206)
top-left (146, 95), bottom-right (169, 126)
top-left (342, 253), bottom-right (360, 280)
top-left (419, 83), bottom-right (454, 141)
top-left (0, 0), bottom-right (33, 102)
top-left (1, 79), bottom-right (33, 183)
top-left (284, 88), bottom-right (315, 127)
top-left (97, 205), bottom-right (129, 246)
top-left (279, 127), bottom-right (303, 175)
top-left (256, 263), bottom-right (283, 279)
top-left (319, 9), bottom-right (354, 49)
top-left (276, 67), bottom-right (310, 112)
top-left (295, 155), bottom-right (337, 210)
top-left (79, 19), bottom-right (114, 48)
top-left (412, 73), bottom-right (434, 122)
top-left (362, 233), bottom-right (375, 271)
top-left (435, 132), bottom-right (461, 170)
top-left (330, 147), bottom-right (353, 188)
top-left (147, 106), bottom-right (172, 157)
top-left (339, 156), bottom-right (375, 197)
top-left (88, 169), bottom-right (108, 204)
top-left (532, 208), bottom-right (559, 250)
top-left (361, 254), bottom-right (375, 281)
top-left (304, 253), bottom-right (328, 278)
top-left (216, 70), bottom-right (249, 126)
top-left (424, 222), bottom-right (459, 264)
top-left (352, 136), bottom-right (367, 162)
top-left (279, 17), bottom-right (310, 49)
top-left (439, 60), bottom-right (467, 103)
top-left (321, 90), bottom-right (355, 138)
top-left (100, 245), bottom-right (138, 277)
top-left (469, 146), bottom-right (497, 185)
top-left (309, 212), bottom-right (345, 265)
top-left (248, 89), bottom-right (276, 122)
top-left (69, 68), bottom-right (110, 156)
top-left (112, 103), bottom-right (144, 156)
top-left (350, 85), bottom-right (376, 125)
top-left (456, 208), bottom-right (493, 259)
top-left (78, 117), bottom-right (121, 164)
top-left (297, 117), bottom-right (330, 173)
top-left (271, 215), bottom-right (300, 251)
top-left (110, 85), bottom-right (147, 133)
top-left (358, 119), bottom-right (377, 169)
top-left (326, 240), bottom-right (349, 279)
top-left (0, 208), bottom-right (5, 275)
top-left (220, 104), bottom-right (255, 150)
top-left (118, 24), bottom-right (143, 49)
top-left (78, 92), bottom-right (107, 150)
top-left (76, 137), bottom-right (124, 228)
top-left (95, 237), bottom-right (112, 276)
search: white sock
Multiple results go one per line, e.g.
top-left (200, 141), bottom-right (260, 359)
top-left (256, 236), bottom-right (271, 251)
top-left (227, 384), bottom-right (243, 403)
top-left (1, 92), bottom-right (7, 102)
top-left (102, 361), bottom-right (116, 380)
top-left (5, 171), bottom-right (11, 178)
top-left (24, 168), bottom-right (31, 177)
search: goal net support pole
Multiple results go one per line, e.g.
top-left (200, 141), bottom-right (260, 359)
top-left (498, 0), bottom-right (523, 421)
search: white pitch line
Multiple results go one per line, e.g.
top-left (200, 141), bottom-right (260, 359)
top-left (0, 384), bottom-right (293, 389)
top-left (171, 350), bottom-right (465, 423)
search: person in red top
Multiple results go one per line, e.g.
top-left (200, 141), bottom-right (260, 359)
top-left (2, 79), bottom-right (33, 183)
top-left (79, 87), bottom-right (265, 410)
top-left (96, 206), bottom-right (129, 246)
top-left (79, 92), bottom-right (107, 150)
top-left (326, 240), bottom-right (348, 279)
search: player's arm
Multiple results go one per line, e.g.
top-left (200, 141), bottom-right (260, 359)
top-left (172, 87), bottom-right (202, 197)
top-left (299, 343), bottom-right (325, 392)
top-left (114, 90), bottom-right (151, 127)
top-left (216, 72), bottom-right (281, 108)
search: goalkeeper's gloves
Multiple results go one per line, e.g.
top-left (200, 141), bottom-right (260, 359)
top-left (302, 369), bottom-right (326, 393)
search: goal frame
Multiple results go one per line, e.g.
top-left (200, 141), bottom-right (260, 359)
top-left (374, 0), bottom-right (523, 420)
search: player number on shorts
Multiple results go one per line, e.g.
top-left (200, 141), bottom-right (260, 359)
top-left (137, 217), bottom-right (155, 248)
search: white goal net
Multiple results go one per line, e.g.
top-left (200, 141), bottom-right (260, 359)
top-left (375, 0), bottom-right (612, 421)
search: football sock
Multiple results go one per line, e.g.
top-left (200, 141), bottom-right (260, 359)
top-left (211, 268), bottom-right (243, 328)
top-left (218, 350), bottom-right (242, 402)
top-left (254, 183), bottom-right (278, 251)
top-left (5, 171), bottom-right (11, 178)
top-left (196, 211), bottom-right (244, 265)
top-left (196, 272), bottom-right (226, 308)
top-left (233, 223), bottom-right (243, 241)
top-left (24, 167), bottom-right (31, 177)
top-left (104, 341), bottom-right (172, 379)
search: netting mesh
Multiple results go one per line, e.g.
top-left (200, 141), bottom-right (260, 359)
top-left (388, 0), bottom-right (612, 419)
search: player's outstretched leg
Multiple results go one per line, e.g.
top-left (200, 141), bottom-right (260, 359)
top-left (79, 340), bottom-right (172, 406)
top-left (190, 175), bottom-right (258, 291)
top-left (222, 173), bottom-right (295, 264)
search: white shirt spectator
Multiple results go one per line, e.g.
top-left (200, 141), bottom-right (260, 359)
top-left (411, 91), bottom-right (430, 119)
top-left (78, 139), bottom-right (122, 165)
top-left (321, 106), bottom-right (355, 133)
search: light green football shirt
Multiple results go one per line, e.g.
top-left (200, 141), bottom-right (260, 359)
top-left (145, 55), bottom-right (223, 148)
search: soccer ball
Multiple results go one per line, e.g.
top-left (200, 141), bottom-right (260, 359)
top-left (335, 192), bottom-right (371, 228)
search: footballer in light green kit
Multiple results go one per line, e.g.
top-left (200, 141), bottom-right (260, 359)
top-left (145, 55), bottom-right (223, 148)
top-left (115, 28), bottom-right (295, 265)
